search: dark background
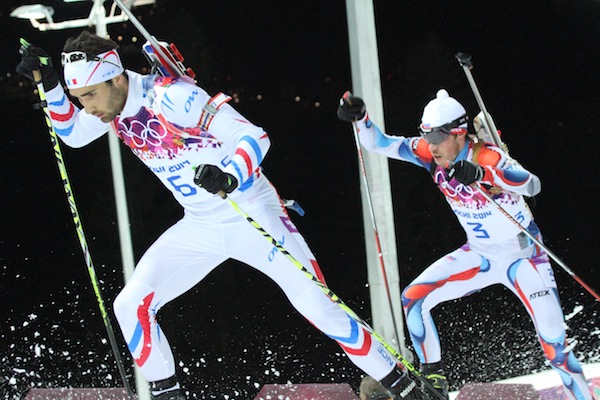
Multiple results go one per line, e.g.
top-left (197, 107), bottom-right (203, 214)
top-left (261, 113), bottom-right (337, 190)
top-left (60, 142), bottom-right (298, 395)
top-left (1, 1), bottom-right (599, 399)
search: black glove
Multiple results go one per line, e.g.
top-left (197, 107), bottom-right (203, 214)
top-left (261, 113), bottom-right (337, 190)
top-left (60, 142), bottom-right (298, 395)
top-left (337, 91), bottom-right (366, 122)
top-left (16, 43), bottom-right (60, 91)
top-left (447, 160), bottom-right (484, 185)
top-left (193, 164), bottom-right (238, 194)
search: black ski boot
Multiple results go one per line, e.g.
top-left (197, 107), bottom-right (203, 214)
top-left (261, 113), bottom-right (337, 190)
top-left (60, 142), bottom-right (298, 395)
top-left (380, 367), bottom-right (430, 400)
top-left (151, 390), bottom-right (186, 400)
top-left (421, 361), bottom-right (449, 400)
top-left (149, 375), bottom-right (186, 400)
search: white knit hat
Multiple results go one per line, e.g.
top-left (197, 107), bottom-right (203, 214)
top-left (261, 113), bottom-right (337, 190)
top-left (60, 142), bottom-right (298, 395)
top-left (420, 89), bottom-right (467, 129)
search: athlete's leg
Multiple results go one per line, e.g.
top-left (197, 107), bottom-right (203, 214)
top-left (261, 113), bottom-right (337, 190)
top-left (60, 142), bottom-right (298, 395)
top-left (401, 245), bottom-right (497, 364)
top-left (505, 254), bottom-right (594, 400)
top-left (228, 187), bottom-right (399, 381)
top-left (113, 216), bottom-right (227, 383)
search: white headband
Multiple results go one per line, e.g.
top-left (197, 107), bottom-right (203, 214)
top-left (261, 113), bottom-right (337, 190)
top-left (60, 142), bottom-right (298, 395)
top-left (62, 49), bottom-right (125, 89)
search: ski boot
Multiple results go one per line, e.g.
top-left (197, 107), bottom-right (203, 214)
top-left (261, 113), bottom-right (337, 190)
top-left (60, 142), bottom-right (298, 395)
top-left (151, 390), bottom-right (186, 400)
top-left (379, 367), bottom-right (430, 399)
top-left (149, 375), bottom-right (186, 400)
top-left (421, 361), bottom-right (449, 400)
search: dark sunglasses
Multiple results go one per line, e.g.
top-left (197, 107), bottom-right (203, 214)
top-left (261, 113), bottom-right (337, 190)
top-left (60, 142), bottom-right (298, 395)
top-left (418, 114), bottom-right (468, 145)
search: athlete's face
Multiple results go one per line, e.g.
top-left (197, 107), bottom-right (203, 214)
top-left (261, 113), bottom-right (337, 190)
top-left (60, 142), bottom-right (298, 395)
top-left (69, 75), bottom-right (128, 123)
top-left (428, 133), bottom-right (466, 167)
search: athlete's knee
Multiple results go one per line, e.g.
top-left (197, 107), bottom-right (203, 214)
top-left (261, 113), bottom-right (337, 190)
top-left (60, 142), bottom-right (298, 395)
top-left (401, 281), bottom-right (433, 313)
top-left (401, 286), bottom-right (411, 308)
top-left (113, 281), bottom-right (156, 325)
top-left (113, 290), bottom-right (135, 326)
top-left (547, 349), bottom-right (584, 374)
top-left (540, 336), bottom-right (582, 373)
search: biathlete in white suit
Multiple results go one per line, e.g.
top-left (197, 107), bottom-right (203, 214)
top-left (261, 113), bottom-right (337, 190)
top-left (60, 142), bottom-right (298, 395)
top-left (337, 89), bottom-right (596, 400)
top-left (16, 31), bottom-right (430, 400)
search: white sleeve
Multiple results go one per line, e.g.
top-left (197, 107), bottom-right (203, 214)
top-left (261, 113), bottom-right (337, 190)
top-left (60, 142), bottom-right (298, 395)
top-left (356, 114), bottom-right (403, 156)
top-left (158, 81), bottom-right (271, 185)
top-left (478, 144), bottom-right (542, 197)
top-left (45, 85), bottom-right (109, 148)
top-left (157, 79), bottom-right (210, 128)
top-left (208, 103), bottom-right (271, 184)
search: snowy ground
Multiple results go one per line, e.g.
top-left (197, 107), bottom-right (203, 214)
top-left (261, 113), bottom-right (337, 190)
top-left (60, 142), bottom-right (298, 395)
top-left (448, 362), bottom-right (600, 399)
top-left (1, 265), bottom-right (598, 399)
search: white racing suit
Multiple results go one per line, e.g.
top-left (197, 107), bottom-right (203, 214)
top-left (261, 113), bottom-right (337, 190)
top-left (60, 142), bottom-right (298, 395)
top-left (354, 114), bottom-right (594, 400)
top-left (44, 72), bottom-right (402, 385)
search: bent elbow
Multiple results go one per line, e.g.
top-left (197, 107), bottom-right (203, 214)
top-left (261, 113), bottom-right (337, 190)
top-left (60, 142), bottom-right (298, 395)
top-left (258, 129), bottom-right (272, 159)
top-left (527, 175), bottom-right (541, 197)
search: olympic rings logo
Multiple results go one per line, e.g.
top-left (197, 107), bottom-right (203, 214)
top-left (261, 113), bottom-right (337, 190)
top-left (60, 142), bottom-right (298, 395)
top-left (434, 169), bottom-right (478, 200)
top-left (118, 117), bottom-right (168, 149)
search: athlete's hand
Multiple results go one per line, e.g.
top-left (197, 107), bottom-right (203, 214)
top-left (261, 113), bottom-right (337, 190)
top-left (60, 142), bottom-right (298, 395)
top-left (447, 160), bottom-right (484, 185)
top-left (337, 91), bottom-right (366, 122)
top-left (194, 164), bottom-right (238, 195)
top-left (16, 42), bottom-right (60, 91)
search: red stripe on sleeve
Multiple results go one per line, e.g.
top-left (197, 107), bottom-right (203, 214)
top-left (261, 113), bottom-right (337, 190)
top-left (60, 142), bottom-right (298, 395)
top-left (235, 147), bottom-right (253, 177)
top-left (50, 103), bottom-right (76, 122)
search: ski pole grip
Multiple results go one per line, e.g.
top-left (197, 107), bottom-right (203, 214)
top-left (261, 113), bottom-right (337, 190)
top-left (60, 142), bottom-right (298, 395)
top-left (344, 91), bottom-right (354, 106)
top-left (217, 190), bottom-right (227, 199)
top-left (455, 52), bottom-right (473, 68)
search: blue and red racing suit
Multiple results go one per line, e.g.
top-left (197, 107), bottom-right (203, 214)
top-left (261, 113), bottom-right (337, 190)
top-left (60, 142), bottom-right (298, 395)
top-left (354, 114), bottom-right (594, 400)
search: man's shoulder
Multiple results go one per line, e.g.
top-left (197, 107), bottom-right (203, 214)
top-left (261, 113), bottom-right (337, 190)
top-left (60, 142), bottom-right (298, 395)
top-left (470, 141), bottom-right (502, 167)
top-left (151, 76), bottom-right (208, 102)
top-left (144, 75), bottom-right (210, 127)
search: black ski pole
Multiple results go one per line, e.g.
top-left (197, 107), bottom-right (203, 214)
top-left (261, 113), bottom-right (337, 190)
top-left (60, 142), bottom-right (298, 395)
top-left (348, 114), bottom-right (405, 356)
top-left (455, 52), bottom-right (508, 152)
top-left (456, 52), bottom-right (599, 303)
top-left (475, 185), bottom-right (600, 302)
top-left (21, 38), bottom-right (135, 399)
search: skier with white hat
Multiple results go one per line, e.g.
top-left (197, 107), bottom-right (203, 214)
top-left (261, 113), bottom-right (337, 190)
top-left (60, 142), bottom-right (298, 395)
top-left (338, 89), bottom-right (596, 400)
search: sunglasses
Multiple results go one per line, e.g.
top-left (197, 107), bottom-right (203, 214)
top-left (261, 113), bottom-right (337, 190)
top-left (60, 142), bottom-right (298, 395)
top-left (418, 114), bottom-right (468, 145)
top-left (61, 51), bottom-right (121, 68)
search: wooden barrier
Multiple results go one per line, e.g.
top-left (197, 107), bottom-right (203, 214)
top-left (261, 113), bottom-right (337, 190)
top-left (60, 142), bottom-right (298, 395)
top-left (254, 383), bottom-right (359, 400)
top-left (457, 383), bottom-right (541, 399)
top-left (24, 388), bottom-right (133, 400)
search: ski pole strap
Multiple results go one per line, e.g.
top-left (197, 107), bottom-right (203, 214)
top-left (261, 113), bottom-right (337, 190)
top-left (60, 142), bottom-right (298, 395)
top-left (199, 92), bottom-right (231, 131)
